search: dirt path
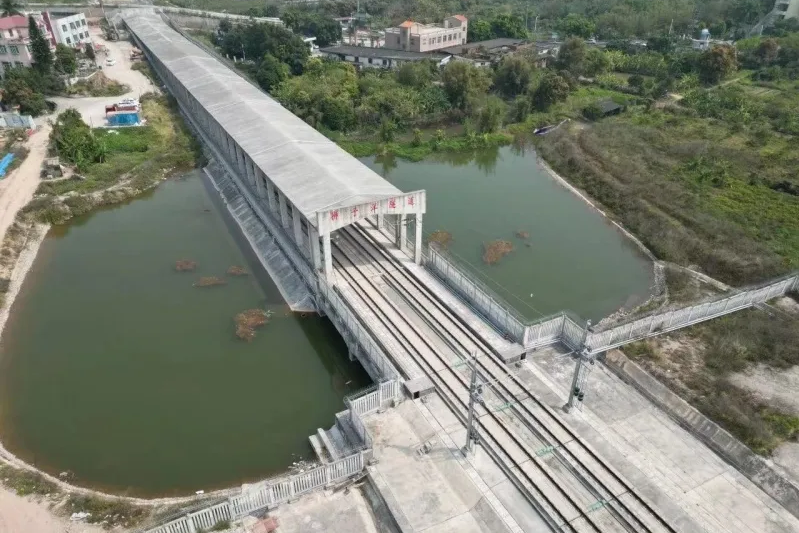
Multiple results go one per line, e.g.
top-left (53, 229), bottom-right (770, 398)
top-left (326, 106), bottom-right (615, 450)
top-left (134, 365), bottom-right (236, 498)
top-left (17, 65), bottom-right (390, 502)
top-left (0, 487), bottom-right (108, 533)
top-left (0, 125), bottom-right (51, 248)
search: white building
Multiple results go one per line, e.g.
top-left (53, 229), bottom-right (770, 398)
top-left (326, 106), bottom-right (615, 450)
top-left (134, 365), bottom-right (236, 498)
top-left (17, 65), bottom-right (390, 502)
top-left (46, 11), bottom-right (91, 48)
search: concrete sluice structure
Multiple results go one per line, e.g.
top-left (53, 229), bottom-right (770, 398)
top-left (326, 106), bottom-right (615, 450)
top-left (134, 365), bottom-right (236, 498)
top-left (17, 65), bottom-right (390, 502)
top-left (125, 10), bottom-right (799, 533)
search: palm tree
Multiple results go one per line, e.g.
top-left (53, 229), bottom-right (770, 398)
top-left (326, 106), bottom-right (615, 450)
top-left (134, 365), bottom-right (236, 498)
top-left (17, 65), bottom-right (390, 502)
top-left (1, 0), bottom-right (21, 17)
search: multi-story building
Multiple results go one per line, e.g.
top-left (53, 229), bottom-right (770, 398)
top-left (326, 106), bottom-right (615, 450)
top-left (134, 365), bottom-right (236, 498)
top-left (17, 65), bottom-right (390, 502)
top-left (0, 14), bottom-right (54, 77)
top-left (384, 15), bottom-right (467, 52)
top-left (774, 0), bottom-right (799, 20)
top-left (44, 11), bottom-right (91, 48)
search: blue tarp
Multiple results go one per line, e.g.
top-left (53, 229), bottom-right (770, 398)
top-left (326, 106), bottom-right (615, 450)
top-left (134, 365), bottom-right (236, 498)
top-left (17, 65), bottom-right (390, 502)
top-left (0, 153), bottom-right (15, 178)
top-left (107, 113), bottom-right (141, 126)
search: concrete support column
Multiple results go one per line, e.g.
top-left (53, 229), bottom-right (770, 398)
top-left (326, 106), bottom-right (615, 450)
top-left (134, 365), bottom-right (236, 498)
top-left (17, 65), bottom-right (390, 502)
top-left (292, 208), bottom-right (304, 249)
top-left (323, 232), bottom-right (332, 280)
top-left (399, 214), bottom-right (407, 251)
top-left (254, 171), bottom-right (266, 199)
top-left (377, 213), bottom-right (384, 232)
top-left (278, 192), bottom-right (289, 229)
top-left (245, 159), bottom-right (256, 187)
top-left (310, 227), bottom-right (321, 272)
top-left (415, 214), bottom-right (423, 265)
top-left (266, 179), bottom-right (277, 213)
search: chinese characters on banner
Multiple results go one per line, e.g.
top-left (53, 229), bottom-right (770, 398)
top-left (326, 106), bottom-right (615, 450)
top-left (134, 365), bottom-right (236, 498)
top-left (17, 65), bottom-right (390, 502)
top-left (317, 190), bottom-right (426, 234)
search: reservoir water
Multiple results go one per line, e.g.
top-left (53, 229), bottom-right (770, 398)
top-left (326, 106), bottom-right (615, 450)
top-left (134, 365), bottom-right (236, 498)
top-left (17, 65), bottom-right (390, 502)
top-left (0, 171), bottom-right (369, 496)
top-left (362, 145), bottom-right (654, 321)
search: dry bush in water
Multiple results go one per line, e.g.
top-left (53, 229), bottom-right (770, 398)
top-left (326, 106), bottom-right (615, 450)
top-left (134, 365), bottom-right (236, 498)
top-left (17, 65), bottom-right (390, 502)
top-left (428, 230), bottom-right (453, 248)
top-left (235, 309), bottom-right (269, 341)
top-left (194, 276), bottom-right (226, 287)
top-left (226, 265), bottom-right (248, 276)
top-left (174, 260), bottom-right (197, 272)
top-left (515, 230), bottom-right (530, 239)
top-left (483, 240), bottom-right (514, 265)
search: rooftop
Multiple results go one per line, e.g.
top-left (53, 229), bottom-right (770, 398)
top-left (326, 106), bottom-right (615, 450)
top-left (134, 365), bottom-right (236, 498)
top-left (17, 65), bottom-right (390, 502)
top-left (0, 15), bottom-right (28, 30)
top-left (440, 38), bottom-right (527, 55)
top-left (321, 45), bottom-right (446, 61)
top-left (124, 12), bottom-right (404, 226)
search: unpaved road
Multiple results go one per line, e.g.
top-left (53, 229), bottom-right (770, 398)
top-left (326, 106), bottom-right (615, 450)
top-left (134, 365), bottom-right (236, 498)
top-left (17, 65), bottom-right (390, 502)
top-left (0, 124), bottom-right (50, 250)
top-left (0, 487), bottom-right (108, 533)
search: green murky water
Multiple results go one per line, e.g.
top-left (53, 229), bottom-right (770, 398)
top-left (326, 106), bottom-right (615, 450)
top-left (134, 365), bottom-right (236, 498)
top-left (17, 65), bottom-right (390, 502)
top-left (0, 171), bottom-right (369, 497)
top-left (362, 145), bottom-right (654, 321)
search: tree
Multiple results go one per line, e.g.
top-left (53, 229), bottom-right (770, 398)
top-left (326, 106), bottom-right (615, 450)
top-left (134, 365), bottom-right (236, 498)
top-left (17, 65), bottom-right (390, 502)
top-left (84, 42), bottom-right (95, 62)
top-left (441, 61), bottom-right (492, 110)
top-left (54, 44), bottom-right (77, 75)
top-left (493, 55), bottom-right (532, 97)
top-left (557, 14), bottom-right (595, 38)
top-left (698, 45), bottom-right (737, 85)
top-left (628, 74), bottom-right (644, 91)
top-left (50, 109), bottom-right (105, 170)
top-left (555, 37), bottom-right (587, 74)
top-left (755, 38), bottom-right (780, 66)
top-left (473, 96), bottom-right (506, 133)
top-left (0, 0), bottom-right (20, 16)
top-left (467, 19), bottom-right (493, 42)
top-left (282, 11), bottom-right (342, 47)
top-left (582, 48), bottom-right (610, 77)
top-left (396, 61), bottom-right (434, 88)
top-left (264, 4), bottom-right (279, 17)
top-left (1, 71), bottom-right (47, 116)
top-left (254, 53), bottom-right (289, 92)
top-left (28, 16), bottom-right (52, 73)
top-left (531, 71), bottom-right (570, 110)
top-left (647, 35), bottom-right (675, 55)
top-left (491, 14), bottom-right (527, 39)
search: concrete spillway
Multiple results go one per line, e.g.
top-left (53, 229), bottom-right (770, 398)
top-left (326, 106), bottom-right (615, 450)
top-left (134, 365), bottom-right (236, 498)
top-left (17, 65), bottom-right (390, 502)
top-left (204, 162), bottom-right (316, 312)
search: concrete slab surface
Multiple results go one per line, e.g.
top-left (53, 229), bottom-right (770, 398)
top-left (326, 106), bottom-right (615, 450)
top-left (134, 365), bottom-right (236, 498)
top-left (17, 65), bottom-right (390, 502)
top-left (523, 346), bottom-right (799, 533)
top-left (269, 489), bottom-right (379, 533)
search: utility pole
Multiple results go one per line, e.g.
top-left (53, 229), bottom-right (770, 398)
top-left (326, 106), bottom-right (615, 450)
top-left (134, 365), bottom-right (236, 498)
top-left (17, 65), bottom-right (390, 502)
top-left (563, 320), bottom-right (592, 413)
top-left (463, 352), bottom-right (483, 454)
top-left (534, 15), bottom-right (539, 40)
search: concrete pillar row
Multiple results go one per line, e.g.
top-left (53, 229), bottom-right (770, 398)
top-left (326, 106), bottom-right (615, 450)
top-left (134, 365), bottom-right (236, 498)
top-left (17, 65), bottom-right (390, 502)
top-left (399, 214), bottom-right (407, 252)
top-left (415, 214), bottom-right (423, 265)
top-left (292, 208), bottom-right (304, 250)
top-left (323, 232), bottom-right (333, 280)
top-left (265, 179), bottom-right (277, 213)
top-left (278, 192), bottom-right (289, 229)
top-left (309, 227), bottom-right (322, 272)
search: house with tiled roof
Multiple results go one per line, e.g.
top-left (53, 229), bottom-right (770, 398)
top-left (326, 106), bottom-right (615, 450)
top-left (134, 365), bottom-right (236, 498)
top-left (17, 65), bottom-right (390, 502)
top-left (384, 15), bottom-right (467, 52)
top-left (0, 14), bottom-right (54, 78)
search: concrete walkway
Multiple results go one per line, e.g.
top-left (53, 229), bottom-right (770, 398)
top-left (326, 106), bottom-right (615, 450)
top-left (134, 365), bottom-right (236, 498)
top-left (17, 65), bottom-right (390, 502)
top-left (521, 346), bottom-right (799, 533)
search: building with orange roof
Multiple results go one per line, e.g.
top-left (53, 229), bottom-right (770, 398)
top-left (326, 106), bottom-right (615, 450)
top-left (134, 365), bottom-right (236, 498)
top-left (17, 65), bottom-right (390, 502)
top-left (384, 15), bottom-right (467, 52)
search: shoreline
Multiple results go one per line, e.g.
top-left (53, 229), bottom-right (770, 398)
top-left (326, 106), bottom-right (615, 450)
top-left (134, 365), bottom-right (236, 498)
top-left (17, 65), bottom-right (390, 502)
top-left (0, 225), bottom-right (48, 342)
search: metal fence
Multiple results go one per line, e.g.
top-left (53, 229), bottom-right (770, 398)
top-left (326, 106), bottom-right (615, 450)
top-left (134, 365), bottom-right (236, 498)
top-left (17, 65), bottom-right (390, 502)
top-left (586, 273), bottom-right (799, 354)
top-left (317, 276), bottom-right (400, 382)
top-left (425, 245), bottom-right (527, 343)
top-left (228, 453), bottom-right (365, 518)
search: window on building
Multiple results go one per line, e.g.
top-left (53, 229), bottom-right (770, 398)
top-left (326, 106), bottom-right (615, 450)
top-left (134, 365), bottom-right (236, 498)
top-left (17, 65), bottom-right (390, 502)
top-left (368, 57), bottom-right (373, 64)
top-left (65, 37), bottom-right (71, 44)
top-left (81, 19), bottom-right (86, 26)
top-left (437, 36), bottom-right (442, 43)
top-left (62, 24), bottom-right (67, 32)
top-left (9, 45), bottom-right (19, 55)
top-left (70, 22), bottom-right (76, 30)
top-left (0, 45), bottom-right (6, 54)
top-left (2, 61), bottom-right (10, 70)
top-left (14, 61), bottom-right (22, 68)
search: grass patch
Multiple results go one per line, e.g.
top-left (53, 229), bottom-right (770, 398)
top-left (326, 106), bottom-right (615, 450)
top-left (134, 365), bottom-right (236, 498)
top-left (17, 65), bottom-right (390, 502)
top-left (66, 494), bottom-right (148, 528)
top-left (0, 464), bottom-right (58, 496)
top-left (339, 131), bottom-right (513, 161)
top-left (32, 94), bottom-right (202, 225)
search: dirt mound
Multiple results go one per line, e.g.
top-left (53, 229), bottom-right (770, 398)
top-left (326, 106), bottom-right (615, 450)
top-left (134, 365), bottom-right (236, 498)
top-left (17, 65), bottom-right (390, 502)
top-left (515, 230), bottom-right (530, 239)
top-left (235, 309), bottom-right (269, 341)
top-left (226, 265), bottom-right (248, 276)
top-left (174, 260), bottom-right (196, 272)
top-left (482, 240), bottom-right (514, 265)
top-left (193, 276), bottom-right (226, 287)
top-left (428, 230), bottom-right (453, 248)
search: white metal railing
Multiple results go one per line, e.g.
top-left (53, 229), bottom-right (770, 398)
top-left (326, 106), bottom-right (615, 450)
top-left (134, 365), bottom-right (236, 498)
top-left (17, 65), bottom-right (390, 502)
top-left (586, 273), bottom-right (799, 354)
top-left (318, 276), bottom-right (400, 381)
top-left (228, 453), bottom-right (364, 518)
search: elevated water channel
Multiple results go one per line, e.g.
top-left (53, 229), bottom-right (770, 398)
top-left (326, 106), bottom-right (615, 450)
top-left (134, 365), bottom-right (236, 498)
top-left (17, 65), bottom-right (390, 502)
top-left (362, 144), bottom-right (654, 322)
top-left (0, 171), bottom-right (369, 497)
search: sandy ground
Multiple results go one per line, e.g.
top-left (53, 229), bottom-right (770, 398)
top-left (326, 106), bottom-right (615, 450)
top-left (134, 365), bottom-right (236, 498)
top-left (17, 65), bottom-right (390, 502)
top-left (0, 487), bottom-right (107, 533)
top-left (0, 126), bottom-right (50, 253)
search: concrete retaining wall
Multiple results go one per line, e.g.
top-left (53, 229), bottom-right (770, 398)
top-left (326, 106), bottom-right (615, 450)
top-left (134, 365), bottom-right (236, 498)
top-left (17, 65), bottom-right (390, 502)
top-left (603, 350), bottom-right (799, 520)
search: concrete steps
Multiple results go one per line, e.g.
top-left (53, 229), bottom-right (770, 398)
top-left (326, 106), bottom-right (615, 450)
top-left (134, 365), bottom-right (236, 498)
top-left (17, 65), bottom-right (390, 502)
top-left (309, 425), bottom-right (346, 464)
